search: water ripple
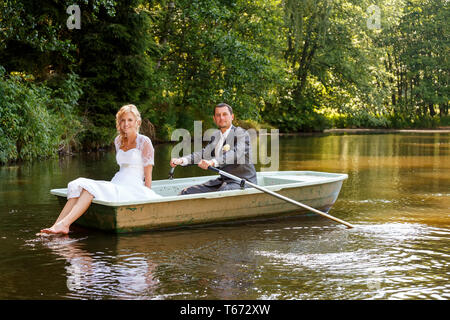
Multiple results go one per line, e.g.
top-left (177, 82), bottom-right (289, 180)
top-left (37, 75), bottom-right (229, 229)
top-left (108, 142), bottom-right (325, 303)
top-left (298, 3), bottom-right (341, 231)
top-left (253, 222), bottom-right (450, 299)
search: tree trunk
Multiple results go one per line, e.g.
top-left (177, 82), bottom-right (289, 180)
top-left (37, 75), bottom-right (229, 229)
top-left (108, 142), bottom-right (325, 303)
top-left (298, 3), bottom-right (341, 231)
top-left (429, 104), bottom-right (436, 116)
top-left (439, 103), bottom-right (448, 116)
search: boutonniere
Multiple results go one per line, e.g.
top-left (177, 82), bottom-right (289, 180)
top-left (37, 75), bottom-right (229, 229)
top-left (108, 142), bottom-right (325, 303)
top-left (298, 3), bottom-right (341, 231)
top-left (222, 144), bottom-right (231, 152)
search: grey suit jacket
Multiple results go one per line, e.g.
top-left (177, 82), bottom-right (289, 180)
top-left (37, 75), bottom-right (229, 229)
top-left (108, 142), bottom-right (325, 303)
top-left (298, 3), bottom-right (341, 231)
top-left (184, 125), bottom-right (257, 185)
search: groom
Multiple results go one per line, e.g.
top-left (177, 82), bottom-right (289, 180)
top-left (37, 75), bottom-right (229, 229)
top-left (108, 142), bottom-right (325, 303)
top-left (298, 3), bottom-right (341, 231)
top-left (170, 103), bottom-right (257, 195)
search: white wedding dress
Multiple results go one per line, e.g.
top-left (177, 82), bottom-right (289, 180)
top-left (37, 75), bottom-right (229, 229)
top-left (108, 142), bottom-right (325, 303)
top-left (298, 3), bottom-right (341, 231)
top-left (66, 134), bottom-right (162, 202)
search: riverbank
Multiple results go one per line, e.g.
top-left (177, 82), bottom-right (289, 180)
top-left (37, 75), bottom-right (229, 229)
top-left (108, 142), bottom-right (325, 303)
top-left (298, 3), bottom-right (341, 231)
top-left (324, 127), bottom-right (450, 134)
top-left (275, 127), bottom-right (450, 137)
top-left (2, 126), bottom-right (449, 166)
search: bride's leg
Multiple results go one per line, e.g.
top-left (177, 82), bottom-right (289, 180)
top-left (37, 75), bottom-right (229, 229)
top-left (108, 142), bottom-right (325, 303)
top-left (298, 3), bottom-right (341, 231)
top-left (41, 189), bottom-right (94, 234)
top-left (40, 198), bottom-right (77, 233)
top-left (55, 198), bottom-right (78, 224)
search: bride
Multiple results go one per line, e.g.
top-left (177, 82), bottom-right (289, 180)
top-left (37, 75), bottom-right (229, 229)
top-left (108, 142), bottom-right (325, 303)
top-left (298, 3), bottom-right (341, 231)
top-left (40, 104), bottom-right (162, 235)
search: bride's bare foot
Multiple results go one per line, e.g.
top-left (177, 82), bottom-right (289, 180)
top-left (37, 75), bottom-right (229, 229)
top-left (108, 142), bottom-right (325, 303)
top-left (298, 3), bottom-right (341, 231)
top-left (40, 222), bottom-right (70, 235)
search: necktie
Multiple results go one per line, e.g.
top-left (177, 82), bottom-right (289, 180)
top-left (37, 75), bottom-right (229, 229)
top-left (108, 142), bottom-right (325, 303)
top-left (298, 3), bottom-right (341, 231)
top-left (215, 133), bottom-right (224, 158)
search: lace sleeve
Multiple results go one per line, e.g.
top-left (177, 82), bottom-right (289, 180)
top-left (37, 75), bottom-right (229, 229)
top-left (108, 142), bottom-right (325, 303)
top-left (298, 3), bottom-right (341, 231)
top-left (114, 135), bottom-right (121, 152)
top-left (138, 134), bottom-right (155, 166)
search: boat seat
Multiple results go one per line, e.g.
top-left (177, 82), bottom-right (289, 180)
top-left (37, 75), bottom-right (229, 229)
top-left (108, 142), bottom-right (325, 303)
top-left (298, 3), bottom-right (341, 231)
top-left (260, 177), bottom-right (301, 186)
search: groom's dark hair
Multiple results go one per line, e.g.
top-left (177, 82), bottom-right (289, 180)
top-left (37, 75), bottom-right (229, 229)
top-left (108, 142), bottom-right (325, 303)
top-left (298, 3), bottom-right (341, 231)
top-left (214, 103), bottom-right (233, 115)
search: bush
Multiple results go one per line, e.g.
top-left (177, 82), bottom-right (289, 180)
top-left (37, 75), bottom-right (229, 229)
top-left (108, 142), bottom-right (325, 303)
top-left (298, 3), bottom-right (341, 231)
top-left (386, 112), bottom-right (441, 129)
top-left (0, 67), bottom-right (83, 163)
top-left (327, 109), bottom-right (391, 128)
top-left (234, 119), bottom-right (275, 131)
top-left (261, 97), bottom-right (331, 132)
top-left (439, 115), bottom-right (450, 126)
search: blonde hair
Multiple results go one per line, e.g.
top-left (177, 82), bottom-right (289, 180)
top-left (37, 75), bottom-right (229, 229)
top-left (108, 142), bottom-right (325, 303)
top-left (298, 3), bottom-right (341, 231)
top-left (116, 104), bottom-right (142, 145)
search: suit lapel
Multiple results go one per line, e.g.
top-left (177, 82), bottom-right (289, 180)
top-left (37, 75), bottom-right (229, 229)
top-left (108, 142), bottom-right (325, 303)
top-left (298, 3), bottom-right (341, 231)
top-left (211, 130), bottom-right (221, 157)
top-left (224, 125), bottom-right (235, 146)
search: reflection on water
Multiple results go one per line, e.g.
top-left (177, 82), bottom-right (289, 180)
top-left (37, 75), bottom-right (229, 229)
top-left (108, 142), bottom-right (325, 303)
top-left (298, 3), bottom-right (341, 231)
top-left (24, 234), bottom-right (161, 300)
top-left (29, 220), bottom-right (449, 300)
top-left (0, 133), bottom-right (449, 299)
top-left (43, 236), bottom-right (159, 299)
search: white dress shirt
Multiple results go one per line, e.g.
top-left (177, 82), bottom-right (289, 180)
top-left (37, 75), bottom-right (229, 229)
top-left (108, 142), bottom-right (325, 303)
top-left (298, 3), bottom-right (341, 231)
top-left (181, 126), bottom-right (232, 167)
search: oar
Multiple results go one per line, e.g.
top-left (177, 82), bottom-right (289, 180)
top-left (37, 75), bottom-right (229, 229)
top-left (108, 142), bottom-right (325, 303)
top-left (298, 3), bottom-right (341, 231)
top-left (207, 166), bottom-right (355, 229)
top-left (169, 167), bottom-right (175, 180)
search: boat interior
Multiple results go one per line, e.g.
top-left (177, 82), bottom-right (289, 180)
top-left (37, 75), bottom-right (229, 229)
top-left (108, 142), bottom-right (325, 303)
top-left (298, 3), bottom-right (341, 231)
top-left (151, 172), bottom-right (342, 197)
top-left (50, 171), bottom-right (347, 202)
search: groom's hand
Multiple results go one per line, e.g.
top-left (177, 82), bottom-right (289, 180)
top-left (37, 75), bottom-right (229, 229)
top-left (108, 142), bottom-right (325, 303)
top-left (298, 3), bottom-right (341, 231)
top-left (198, 159), bottom-right (214, 170)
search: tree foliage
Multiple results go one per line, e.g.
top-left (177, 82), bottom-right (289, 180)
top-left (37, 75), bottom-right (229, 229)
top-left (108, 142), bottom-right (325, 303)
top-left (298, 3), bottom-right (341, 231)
top-left (0, 66), bottom-right (83, 163)
top-left (0, 0), bottom-right (448, 163)
top-left (378, 0), bottom-right (449, 126)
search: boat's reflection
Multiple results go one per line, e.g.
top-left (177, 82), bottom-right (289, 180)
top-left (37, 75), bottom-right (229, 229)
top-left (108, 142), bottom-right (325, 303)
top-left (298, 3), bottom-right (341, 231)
top-left (42, 234), bottom-right (159, 299)
top-left (40, 216), bottom-right (325, 299)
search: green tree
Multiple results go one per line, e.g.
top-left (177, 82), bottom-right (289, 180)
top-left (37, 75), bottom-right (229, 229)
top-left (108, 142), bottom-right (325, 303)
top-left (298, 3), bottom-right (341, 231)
top-left (69, 0), bottom-right (159, 148)
top-left (379, 0), bottom-right (449, 126)
top-left (0, 66), bottom-right (83, 163)
top-left (265, 0), bottom-right (391, 131)
top-left (148, 0), bottom-right (284, 136)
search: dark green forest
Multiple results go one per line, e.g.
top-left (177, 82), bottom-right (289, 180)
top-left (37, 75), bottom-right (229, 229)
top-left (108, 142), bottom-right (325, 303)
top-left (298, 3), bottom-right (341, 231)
top-left (0, 0), bottom-right (448, 163)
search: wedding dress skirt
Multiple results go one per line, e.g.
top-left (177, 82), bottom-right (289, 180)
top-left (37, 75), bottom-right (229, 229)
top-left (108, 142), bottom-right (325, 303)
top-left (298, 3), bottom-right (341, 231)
top-left (67, 144), bottom-right (162, 202)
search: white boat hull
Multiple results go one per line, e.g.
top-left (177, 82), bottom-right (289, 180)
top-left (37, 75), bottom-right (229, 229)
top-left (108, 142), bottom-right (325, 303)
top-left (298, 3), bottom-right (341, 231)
top-left (50, 171), bottom-right (348, 233)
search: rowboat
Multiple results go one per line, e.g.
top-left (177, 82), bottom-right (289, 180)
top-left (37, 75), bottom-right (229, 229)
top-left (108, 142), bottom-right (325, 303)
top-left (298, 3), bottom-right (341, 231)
top-left (50, 171), bottom-right (348, 233)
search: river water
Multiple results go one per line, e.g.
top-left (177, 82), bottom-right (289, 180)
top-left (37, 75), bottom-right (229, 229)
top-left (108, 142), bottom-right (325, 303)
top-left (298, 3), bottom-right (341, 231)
top-left (0, 133), bottom-right (448, 300)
